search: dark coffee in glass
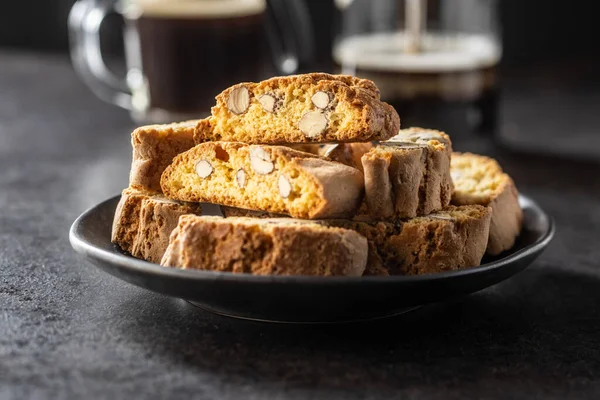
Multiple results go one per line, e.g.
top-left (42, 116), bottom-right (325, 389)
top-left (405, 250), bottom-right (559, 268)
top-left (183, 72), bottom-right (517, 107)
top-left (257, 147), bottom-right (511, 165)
top-left (123, 0), bottom-right (270, 121)
top-left (70, 0), bottom-right (313, 123)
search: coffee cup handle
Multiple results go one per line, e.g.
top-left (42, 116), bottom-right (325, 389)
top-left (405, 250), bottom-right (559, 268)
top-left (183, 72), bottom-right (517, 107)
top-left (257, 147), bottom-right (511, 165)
top-left (68, 0), bottom-right (132, 110)
top-left (267, 0), bottom-right (315, 74)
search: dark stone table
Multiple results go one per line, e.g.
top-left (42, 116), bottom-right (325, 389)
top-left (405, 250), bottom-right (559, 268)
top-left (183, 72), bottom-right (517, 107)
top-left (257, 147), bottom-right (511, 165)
top-left (1, 52), bottom-right (599, 399)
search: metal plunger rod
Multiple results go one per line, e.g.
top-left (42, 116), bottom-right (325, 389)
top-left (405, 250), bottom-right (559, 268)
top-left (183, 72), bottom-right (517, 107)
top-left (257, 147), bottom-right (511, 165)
top-left (405, 0), bottom-right (427, 53)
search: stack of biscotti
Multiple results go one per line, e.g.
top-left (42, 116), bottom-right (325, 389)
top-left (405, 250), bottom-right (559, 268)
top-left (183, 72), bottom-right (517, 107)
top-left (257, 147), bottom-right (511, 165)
top-left (111, 72), bottom-right (522, 276)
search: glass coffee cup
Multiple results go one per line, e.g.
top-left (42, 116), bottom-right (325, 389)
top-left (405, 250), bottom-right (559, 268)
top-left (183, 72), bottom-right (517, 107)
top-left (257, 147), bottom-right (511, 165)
top-left (334, 0), bottom-right (501, 137)
top-left (69, 0), bottom-right (313, 123)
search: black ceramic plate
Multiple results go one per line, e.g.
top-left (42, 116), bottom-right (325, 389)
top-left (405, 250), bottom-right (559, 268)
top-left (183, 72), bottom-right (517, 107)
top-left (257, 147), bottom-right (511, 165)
top-left (70, 195), bottom-right (554, 323)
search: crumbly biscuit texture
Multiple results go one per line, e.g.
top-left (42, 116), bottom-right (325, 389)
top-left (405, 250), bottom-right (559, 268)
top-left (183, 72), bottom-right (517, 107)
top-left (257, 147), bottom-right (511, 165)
top-left (111, 187), bottom-right (202, 263)
top-left (194, 73), bottom-right (400, 144)
top-left (160, 142), bottom-right (365, 219)
top-left (161, 215), bottom-right (368, 276)
top-left (360, 127), bottom-right (452, 219)
top-left (451, 152), bottom-right (522, 255)
top-left (129, 120), bottom-right (197, 192)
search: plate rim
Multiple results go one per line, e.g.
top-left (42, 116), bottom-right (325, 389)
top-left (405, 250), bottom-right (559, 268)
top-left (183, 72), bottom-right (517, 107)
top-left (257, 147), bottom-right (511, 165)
top-left (69, 194), bottom-right (555, 285)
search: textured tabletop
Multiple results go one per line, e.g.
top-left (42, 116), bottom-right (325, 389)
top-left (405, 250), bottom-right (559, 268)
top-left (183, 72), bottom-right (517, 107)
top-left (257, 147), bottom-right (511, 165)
top-left (1, 52), bottom-right (599, 400)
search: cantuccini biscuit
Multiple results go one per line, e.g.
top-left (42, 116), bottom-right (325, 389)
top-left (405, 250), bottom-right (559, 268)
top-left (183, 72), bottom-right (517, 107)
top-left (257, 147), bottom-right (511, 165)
top-left (451, 152), bottom-right (522, 255)
top-left (219, 204), bottom-right (492, 276)
top-left (160, 142), bottom-right (364, 219)
top-left (129, 121), bottom-right (197, 192)
top-left (193, 73), bottom-right (400, 144)
top-left (160, 215), bottom-right (368, 277)
top-left (360, 128), bottom-right (452, 219)
top-left (333, 205), bottom-right (491, 276)
top-left (111, 187), bottom-right (202, 263)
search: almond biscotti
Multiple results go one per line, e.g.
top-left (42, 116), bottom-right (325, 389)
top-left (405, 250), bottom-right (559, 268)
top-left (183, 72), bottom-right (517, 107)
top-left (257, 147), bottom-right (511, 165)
top-left (451, 153), bottom-right (522, 255)
top-left (160, 142), bottom-right (364, 219)
top-left (342, 205), bottom-right (491, 276)
top-left (193, 73), bottom-right (400, 144)
top-left (160, 215), bottom-right (368, 277)
top-left (360, 128), bottom-right (453, 219)
top-left (129, 121), bottom-right (197, 192)
top-left (219, 204), bottom-right (491, 276)
top-left (111, 187), bottom-right (202, 263)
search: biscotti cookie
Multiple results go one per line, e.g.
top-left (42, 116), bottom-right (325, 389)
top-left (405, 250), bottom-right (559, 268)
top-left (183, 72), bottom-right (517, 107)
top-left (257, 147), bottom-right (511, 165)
top-left (129, 120), bottom-right (197, 192)
top-left (451, 152), bottom-right (522, 255)
top-left (328, 205), bottom-right (490, 275)
top-left (193, 73), bottom-right (400, 144)
top-left (218, 204), bottom-right (491, 276)
top-left (160, 142), bottom-right (364, 219)
top-left (161, 215), bottom-right (368, 277)
top-left (379, 205), bottom-right (491, 275)
top-left (111, 187), bottom-right (202, 263)
top-left (360, 128), bottom-right (452, 219)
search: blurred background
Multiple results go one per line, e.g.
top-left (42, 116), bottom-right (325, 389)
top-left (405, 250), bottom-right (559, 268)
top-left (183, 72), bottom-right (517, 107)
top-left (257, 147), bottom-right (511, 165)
top-left (2, 1), bottom-right (597, 69)
top-left (1, 0), bottom-right (599, 158)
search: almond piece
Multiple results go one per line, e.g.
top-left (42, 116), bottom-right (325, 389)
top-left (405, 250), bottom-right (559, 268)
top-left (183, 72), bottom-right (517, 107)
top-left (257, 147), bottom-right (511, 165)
top-left (227, 86), bottom-right (250, 114)
top-left (195, 160), bottom-right (213, 178)
top-left (311, 91), bottom-right (331, 109)
top-left (236, 168), bottom-right (247, 188)
top-left (278, 174), bottom-right (292, 198)
top-left (249, 147), bottom-right (274, 175)
top-left (258, 94), bottom-right (277, 113)
top-left (320, 144), bottom-right (339, 158)
top-left (298, 111), bottom-right (328, 138)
